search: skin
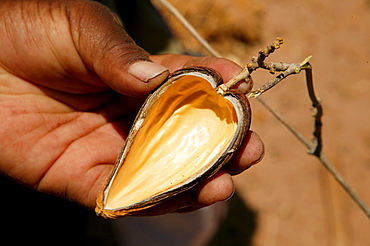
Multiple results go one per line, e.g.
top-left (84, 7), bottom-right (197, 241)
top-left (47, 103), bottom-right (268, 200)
top-left (0, 0), bottom-right (264, 216)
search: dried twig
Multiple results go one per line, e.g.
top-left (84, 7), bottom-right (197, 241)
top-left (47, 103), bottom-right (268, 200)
top-left (152, 0), bottom-right (370, 219)
top-left (304, 65), bottom-right (323, 156)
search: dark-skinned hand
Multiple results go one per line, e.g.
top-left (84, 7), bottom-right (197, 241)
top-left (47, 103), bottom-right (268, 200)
top-left (0, 0), bottom-right (264, 216)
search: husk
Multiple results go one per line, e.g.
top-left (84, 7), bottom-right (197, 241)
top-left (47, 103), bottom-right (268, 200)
top-left (96, 67), bottom-right (251, 219)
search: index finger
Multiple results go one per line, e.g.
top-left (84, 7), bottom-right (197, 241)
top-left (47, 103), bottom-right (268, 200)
top-left (150, 54), bottom-right (243, 82)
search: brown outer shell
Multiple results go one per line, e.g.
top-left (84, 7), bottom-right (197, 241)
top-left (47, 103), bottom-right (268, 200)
top-left (96, 67), bottom-right (251, 219)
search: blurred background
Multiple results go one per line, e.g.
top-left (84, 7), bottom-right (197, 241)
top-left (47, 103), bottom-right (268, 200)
top-left (154, 0), bottom-right (370, 245)
top-left (2, 0), bottom-right (368, 245)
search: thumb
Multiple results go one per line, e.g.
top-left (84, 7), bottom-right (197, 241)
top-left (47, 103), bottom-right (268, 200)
top-left (69, 1), bottom-right (169, 97)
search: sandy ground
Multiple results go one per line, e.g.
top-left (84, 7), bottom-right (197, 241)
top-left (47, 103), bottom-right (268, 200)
top-left (236, 1), bottom-right (370, 245)
top-left (159, 0), bottom-right (370, 245)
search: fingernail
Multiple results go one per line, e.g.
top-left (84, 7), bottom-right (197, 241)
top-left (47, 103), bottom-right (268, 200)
top-left (129, 61), bottom-right (169, 83)
top-left (235, 75), bottom-right (253, 94)
top-left (236, 81), bottom-right (252, 94)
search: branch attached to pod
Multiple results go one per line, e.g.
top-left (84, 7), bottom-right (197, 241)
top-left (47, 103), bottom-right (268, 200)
top-left (153, 0), bottom-right (370, 219)
top-left (248, 55), bottom-right (313, 98)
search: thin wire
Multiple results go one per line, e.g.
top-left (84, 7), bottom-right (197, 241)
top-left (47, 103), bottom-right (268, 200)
top-left (154, 0), bottom-right (222, 58)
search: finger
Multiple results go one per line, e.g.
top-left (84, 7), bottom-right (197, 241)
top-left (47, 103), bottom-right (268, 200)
top-left (175, 171), bottom-right (234, 214)
top-left (127, 171), bottom-right (235, 216)
top-left (151, 54), bottom-right (254, 93)
top-left (68, 1), bottom-right (169, 97)
top-left (136, 171), bottom-right (234, 215)
top-left (195, 171), bottom-right (235, 205)
top-left (226, 131), bottom-right (265, 175)
top-left (151, 54), bottom-right (242, 81)
top-left (133, 191), bottom-right (193, 216)
top-left (140, 134), bottom-right (263, 215)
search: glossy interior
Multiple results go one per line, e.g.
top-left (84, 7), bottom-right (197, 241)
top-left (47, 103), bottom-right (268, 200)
top-left (105, 75), bottom-right (238, 210)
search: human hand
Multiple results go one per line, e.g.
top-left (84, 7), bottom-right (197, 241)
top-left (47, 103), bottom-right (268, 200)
top-left (0, 0), bottom-right (263, 215)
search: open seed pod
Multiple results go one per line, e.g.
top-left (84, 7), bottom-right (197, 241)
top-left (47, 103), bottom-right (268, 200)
top-left (96, 67), bottom-right (251, 219)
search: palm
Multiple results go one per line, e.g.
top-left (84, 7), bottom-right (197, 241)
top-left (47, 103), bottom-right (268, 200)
top-left (0, 15), bottom-right (141, 209)
top-left (1, 78), bottom-right (135, 206)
